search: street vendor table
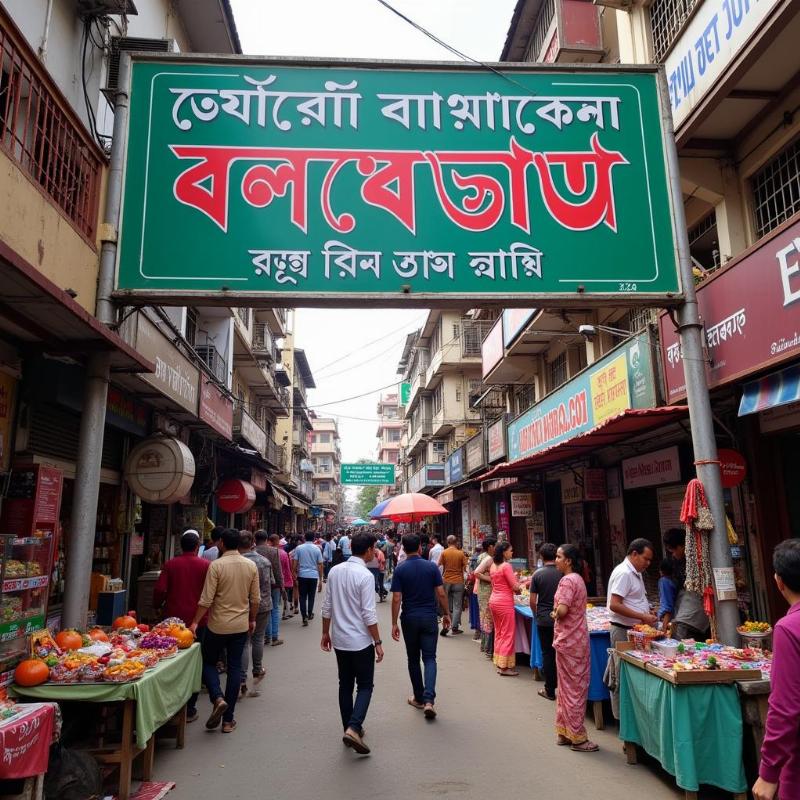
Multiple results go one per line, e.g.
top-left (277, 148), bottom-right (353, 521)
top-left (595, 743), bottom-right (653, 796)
top-left (618, 659), bottom-right (747, 799)
top-left (11, 645), bottom-right (201, 800)
top-left (514, 606), bottom-right (611, 729)
top-left (0, 703), bottom-right (57, 782)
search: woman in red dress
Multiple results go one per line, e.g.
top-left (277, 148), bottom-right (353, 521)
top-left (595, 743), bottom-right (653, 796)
top-left (489, 541), bottom-right (522, 676)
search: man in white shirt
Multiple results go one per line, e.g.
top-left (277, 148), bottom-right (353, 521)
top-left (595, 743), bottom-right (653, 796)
top-left (428, 535), bottom-right (444, 568)
top-left (606, 538), bottom-right (658, 650)
top-left (202, 526), bottom-right (223, 561)
top-left (321, 532), bottom-right (384, 756)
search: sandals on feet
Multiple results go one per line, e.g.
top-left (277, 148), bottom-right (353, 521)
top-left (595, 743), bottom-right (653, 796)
top-left (556, 736), bottom-right (571, 746)
top-left (221, 720), bottom-right (237, 733)
top-left (407, 697), bottom-right (424, 709)
top-left (571, 740), bottom-right (599, 752)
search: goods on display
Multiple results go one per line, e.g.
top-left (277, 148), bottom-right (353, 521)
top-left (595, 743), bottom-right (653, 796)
top-left (619, 640), bottom-right (771, 684)
top-left (627, 624), bottom-right (664, 650)
top-left (15, 617), bottom-right (193, 687)
top-left (0, 695), bottom-right (22, 723)
top-left (586, 605), bottom-right (612, 632)
top-left (737, 621), bottom-right (772, 639)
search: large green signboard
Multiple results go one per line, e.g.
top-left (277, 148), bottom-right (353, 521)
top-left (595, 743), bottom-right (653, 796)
top-left (116, 57), bottom-right (681, 305)
top-left (341, 463), bottom-right (396, 485)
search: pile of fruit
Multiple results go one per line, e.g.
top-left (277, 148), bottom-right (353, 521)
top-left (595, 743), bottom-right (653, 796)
top-left (14, 613), bottom-right (194, 687)
top-left (738, 620), bottom-right (772, 635)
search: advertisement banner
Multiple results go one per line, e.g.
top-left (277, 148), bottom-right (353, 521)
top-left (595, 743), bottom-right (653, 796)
top-left (660, 216), bottom-right (800, 402)
top-left (487, 417), bottom-right (506, 462)
top-left (507, 335), bottom-right (655, 462)
top-left (622, 445), bottom-right (681, 490)
top-left (341, 462), bottom-right (396, 485)
top-left (118, 59), bottom-right (681, 303)
top-left (446, 447), bottom-right (464, 484)
top-left (481, 318), bottom-right (504, 379)
top-left (199, 376), bottom-right (234, 439)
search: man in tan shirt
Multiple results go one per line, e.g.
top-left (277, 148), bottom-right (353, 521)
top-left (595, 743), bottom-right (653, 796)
top-left (190, 528), bottom-right (259, 733)
top-left (438, 536), bottom-right (468, 635)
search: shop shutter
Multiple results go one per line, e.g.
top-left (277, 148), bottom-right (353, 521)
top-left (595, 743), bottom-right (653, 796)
top-left (28, 404), bottom-right (125, 471)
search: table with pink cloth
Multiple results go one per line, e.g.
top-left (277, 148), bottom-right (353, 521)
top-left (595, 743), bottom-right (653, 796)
top-left (0, 702), bottom-right (57, 780)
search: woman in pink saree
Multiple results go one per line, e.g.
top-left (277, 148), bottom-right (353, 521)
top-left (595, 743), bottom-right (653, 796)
top-left (552, 543), bottom-right (599, 752)
top-left (489, 541), bottom-right (522, 676)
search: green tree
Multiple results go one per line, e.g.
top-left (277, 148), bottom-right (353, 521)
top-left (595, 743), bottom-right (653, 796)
top-left (356, 484), bottom-right (381, 519)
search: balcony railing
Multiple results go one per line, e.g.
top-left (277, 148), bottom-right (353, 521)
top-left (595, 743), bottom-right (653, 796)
top-left (265, 436), bottom-right (285, 470)
top-left (252, 322), bottom-right (276, 360)
top-left (195, 344), bottom-right (227, 383)
top-left (461, 319), bottom-right (493, 358)
top-left (0, 7), bottom-right (103, 241)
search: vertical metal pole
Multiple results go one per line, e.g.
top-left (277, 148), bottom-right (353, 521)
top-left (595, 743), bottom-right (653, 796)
top-left (62, 55), bottom-right (131, 627)
top-left (658, 71), bottom-right (739, 644)
top-left (62, 352), bottom-right (110, 629)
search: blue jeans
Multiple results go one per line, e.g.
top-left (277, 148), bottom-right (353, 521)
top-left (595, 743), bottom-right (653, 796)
top-left (401, 616), bottom-right (438, 704)
top-left (334, 645), bottom-right (375, 735)
top-left (201, 629), bottom-right (247, 723)
top-left (266, 588), bottom-right (282, 641)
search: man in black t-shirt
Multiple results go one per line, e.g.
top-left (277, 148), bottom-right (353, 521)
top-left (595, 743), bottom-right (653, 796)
top-left (530, 543), bottom-right (561, 701)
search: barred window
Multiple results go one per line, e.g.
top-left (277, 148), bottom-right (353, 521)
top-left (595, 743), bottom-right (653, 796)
top-left (548, 352), bottom-right (568, 392)
top-left (689, 212), bottom-right (720, 272)
top-left (649, 0), bottom-right (699, 62)
top-left (752, 136), bottom-right (800, 239)
top-left (525, 0), bottom-right (556, 61)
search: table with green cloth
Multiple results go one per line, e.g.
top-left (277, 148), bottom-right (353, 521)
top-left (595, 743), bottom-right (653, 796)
top-left (11, 644), bottom-right (202, 800)
top-left (618, 659), bottom-right (747, 797)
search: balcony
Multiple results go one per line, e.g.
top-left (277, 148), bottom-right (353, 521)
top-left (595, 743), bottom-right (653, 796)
top-left (406, 419), bottom-right (432, 453)
top-left (195, 344), bottom-right (227, 383)
top-left (264, 436), bottom-right (285, 471)
top-left (313, 489), bottom-right (337, 506)
top-left (0, 7), bottom-right (103, 242)
top-left (235, 324), bottom-right (290, 417)
top-left (252, 322), bottom-right (278, 362)
top-left (255, 307), bottom-right (288, 337)
top-left (310, 441), bottom-right (337, 455)
top-left (461, 320), bottom-right (493, 358)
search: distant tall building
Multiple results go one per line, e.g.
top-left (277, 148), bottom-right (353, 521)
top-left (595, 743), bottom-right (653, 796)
top-left (310, 415), bottom-right (343, 529)
top-left (376, 393), bottom-right (404, 501)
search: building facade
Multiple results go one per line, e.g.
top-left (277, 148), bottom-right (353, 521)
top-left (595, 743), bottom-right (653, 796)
top-left (310, 415), bottom-right (343, 528)
top-left (375, 393), bottom-right (403, 502)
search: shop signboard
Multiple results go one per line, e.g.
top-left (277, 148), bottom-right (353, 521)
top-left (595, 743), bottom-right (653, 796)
top-left (718, 448), bottom-right (746, 488)
top-left (126, 311), bottom-right (199, 415)
top-left (487, 417), bottom-right (506, 462)
top-left (507, 335), bottom-right (656, 462)
top-left (510, 492), bottom-right (533, 517)
top-left (502, 308), bottom-right (538, 347)
top-left (465, 432), bottom-right (485, 473)
top-left (560, 470), bottom-right (583, 504)
top-left (584, 468), bottom-right (607, 501)
top-left (497, 500), bottom-right (510, 538)
top-left (425, 465), bottom-right (446, 487)
top-left (446, 447), bottom-right (464, 484)
top-left (665, 0), bottom-right (783, 130)
top-left (622, 445), bottom-right (681, 490)
top-left (117, 58), bottom-right (681, 304)
top-left (341, 462), bottom-right (396, 485)
top-left (199, 376), bottom-right (234, 440)
top-left (481, 318), bottom-right (504, 379)
top-left (437, 489), bottom-right (455, 505)
top-left (660, 216), bottom-right (800, 402)
top-left (236, 408), bottom-right (267, 457)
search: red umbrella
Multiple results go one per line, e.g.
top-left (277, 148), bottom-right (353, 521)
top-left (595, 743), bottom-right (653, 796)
top-left (372, 492), bottom-right (448, 523)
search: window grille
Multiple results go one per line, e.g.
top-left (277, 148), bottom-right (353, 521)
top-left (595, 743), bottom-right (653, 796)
top-left (0, 12), bottom-right (102, 239)
top-left (649, 0), bottom-right (699, 62)
top-left (525, 0), bottom-right (556, 61)
top-left (752, 136), bottom-right (800, 239)
top-left (185, 308), bottom-right (198, 346)
top-left (548, 352), bottom-right (568, 391)
top-left (516, 384), bottom-right (535, 415)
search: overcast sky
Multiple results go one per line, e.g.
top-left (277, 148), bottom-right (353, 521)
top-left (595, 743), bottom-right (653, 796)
top-left (230, 0), bottom-right (519, 464)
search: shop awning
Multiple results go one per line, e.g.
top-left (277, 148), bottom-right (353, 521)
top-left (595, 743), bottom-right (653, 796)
top-left (739, 364), bottom-right (800, 416)
top-left (267, 481), bottom-right (289, 510)
top-left (477, 407), bottom-right (689, 480)
top-left (0, 241), bottom-right (152, 373)
top-left (285, 491), bottom-right (310, 512)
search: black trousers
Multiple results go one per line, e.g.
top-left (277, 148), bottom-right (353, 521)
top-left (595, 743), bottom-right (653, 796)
top-left (298, 577), bottom-right (318, 620)
top-left (537, 623), bottom-right (558, 698)
top-left (334, 645), bottom-right (375, 734)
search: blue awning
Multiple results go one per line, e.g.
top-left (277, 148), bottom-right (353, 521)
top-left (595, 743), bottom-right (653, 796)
top-left (739, 364), bottom-right (800, 416)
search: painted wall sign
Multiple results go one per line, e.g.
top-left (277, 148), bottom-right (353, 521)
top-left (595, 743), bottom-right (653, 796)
top-left (487, 417), bottom-right (507, 462)
top-left (621, 445), bottom-right (681, 490)
top-left (660, 216), bottom-right (800, 402)
top-left (507, 334), bottom-right (656, 461)
top-left (665, 0), bottom-right (782, 130)
top-left (117, 59), bottom-right (681, 303)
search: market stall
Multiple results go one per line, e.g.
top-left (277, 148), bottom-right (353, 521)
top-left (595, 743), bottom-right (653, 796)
top-left (616, 640), bottom-right (771, 799)
top-left (0, 699), bottom-right (58, 793)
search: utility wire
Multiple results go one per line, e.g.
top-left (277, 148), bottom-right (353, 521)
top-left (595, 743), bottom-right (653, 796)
top-left (315, 331), bottom-right (416, 380)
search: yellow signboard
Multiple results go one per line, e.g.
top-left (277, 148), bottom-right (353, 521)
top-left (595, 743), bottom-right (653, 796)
top-left (590, 354), bottom-right (630, 425)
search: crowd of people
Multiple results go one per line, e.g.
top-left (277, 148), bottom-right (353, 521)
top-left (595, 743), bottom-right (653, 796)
top-left (153, 522), bottom-right (800, 797)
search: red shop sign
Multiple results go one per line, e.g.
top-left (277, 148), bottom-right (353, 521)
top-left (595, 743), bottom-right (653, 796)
top-left (718, 448), bottom-right (747, 488)
top-left (659, 216), bottom-right (800, 402)
top-left (216, 479), bottom-right (256, 513)
top-left (199, 376), bottom-right (234, 440)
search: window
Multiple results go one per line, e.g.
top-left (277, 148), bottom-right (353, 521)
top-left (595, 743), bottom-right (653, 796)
top-left (318, 480), bottom-right (330, 493)
top-left (432, 384), bottom-right (443, 414)
top-left (430, 319), bottom-right (442, 354)
top-left (649, 0), bottom-right (700, 63)
top-left (384, 407), bottom-right (398, 419)
top-left (318, 456), bottom-right (332, 473)
top-left (185, 308), bottom-right (198, 346)
top-left (688, 212), bottom-right (720, 273)
top-left (452, 322), bottom-right (460, 340)
top-left (388, 428), bottom-right (402, 442)
top-left (548, 352), bottom-right (568, 391)
top-left (752, 136), bottom-right (800, 239)
top-left (431, 440), bottom-right (446, 453)
top-left (455, 385), bottom-right (462, 403)
top-left (516, 384), bottom-right (535, 415)
top-left (318, 432), bottom-right (331, 444)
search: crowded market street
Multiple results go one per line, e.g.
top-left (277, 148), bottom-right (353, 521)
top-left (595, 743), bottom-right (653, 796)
top-left (151, 601), bottom-right (681, 800)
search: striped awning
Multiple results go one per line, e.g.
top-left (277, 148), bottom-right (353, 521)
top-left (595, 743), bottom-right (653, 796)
top-left (739, 364), bottom-right (800, 416)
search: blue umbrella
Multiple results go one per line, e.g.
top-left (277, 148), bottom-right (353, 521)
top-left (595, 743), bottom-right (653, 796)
top-left (351, 518), bottom-right (369, 526)
top-left (368, 499), bottom-right (392, 518)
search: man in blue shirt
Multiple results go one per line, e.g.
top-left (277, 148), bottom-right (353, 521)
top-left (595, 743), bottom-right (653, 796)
top-left (322, 533), bottom-right (337, 580)
top-left (292, 532), bottom-right (324, 626)
top-left (339, 532), bottom-right (353, 560)
top-left (391, 533), bottom-right (450, 719)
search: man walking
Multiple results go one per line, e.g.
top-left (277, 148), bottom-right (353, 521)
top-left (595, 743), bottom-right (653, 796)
top-left (321, 532), bottom-right (384, 755)
top-left (530, 543), bottom-right (560, 701)
top-left (240, 531), bottom-right (272, 693)
top-left (202, 526), bottom-right (224, 561)
top-left (255, 531), bottom-right (285, 646)
top-left (322, 533), bottom-right (337, 579)
top-left (190, 528), bottom-right (260, 734)
top-left (292, 531), bottom-right (324, 626)
top-left (439, 536), bottom-right (468, 635)
top-left (153, 529), bottom-right (209, 722)
top-left (391, 533), bottom-right (451, 719)
top-left (606, 538), bottom-right (658, 647)
top-left (428, 534), bottom-right (443, 566)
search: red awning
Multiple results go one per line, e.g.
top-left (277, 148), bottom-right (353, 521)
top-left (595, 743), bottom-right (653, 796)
top-left (477, 407), bottom-right (689, 480)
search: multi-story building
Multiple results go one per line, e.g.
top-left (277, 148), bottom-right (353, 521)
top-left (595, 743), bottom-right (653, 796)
top-left (375, 393), bottom-right (403, 502)
top-left (310, 415), bottom-right (343, 524)
top-left (397, 310), bottom-right (492, 497)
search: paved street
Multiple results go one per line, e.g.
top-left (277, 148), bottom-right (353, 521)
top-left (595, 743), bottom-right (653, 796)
top-left (153, 600), bottom-right (684, 800)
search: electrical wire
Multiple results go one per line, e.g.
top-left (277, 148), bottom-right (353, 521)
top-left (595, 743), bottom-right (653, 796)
top-left (314, 331), bottom-right (417, 380)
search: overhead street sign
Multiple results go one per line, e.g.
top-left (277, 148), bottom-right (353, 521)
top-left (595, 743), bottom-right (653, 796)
top-left (341, 463), bottom-right (396, 485)
top-left (116, 57), bottom-right (682, 306)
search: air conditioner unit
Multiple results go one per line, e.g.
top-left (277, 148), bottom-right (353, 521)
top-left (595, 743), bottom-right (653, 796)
top-left (102, 36), bottom-right (173, 106)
